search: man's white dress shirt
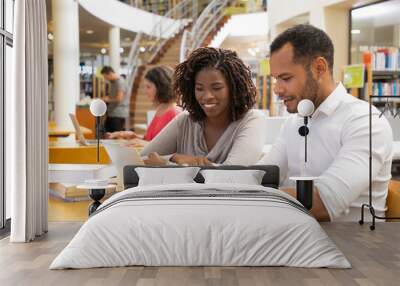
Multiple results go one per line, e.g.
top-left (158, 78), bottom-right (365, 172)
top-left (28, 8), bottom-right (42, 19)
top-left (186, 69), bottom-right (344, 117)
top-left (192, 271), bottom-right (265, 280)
top-left (259, 83), bottom-right (393, 221)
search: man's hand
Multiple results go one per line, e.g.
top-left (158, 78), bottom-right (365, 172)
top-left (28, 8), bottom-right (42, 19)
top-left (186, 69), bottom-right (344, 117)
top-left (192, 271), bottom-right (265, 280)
top-left (102, 89), bottom-right (123, 103)
top-left (170, 154), bottom-right (212, 166)
top-left (102, 96), bottom-right (111, 103)
top-left (280, 187), bottom-right (330, 222)
top-left (144, 152), bottom-right (167, 166)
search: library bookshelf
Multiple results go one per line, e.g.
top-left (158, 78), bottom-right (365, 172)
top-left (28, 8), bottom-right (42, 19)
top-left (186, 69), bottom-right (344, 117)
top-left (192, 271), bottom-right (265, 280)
top-left (348, 64), bottom-right (400, 101)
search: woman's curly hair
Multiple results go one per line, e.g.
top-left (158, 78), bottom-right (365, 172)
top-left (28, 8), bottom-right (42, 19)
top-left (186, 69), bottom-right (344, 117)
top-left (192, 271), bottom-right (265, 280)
top-left (145, 65), bottom-right (176, 104)
top-left (173, 47), bottom-right (257, 122)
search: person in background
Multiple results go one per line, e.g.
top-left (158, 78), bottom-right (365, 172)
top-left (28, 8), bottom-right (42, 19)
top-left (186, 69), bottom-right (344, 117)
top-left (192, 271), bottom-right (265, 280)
top-left (258, 24), bottom-right (393, 222)
top-left (106, 66), bottom-right (181, 147)
top-left (141, 47), bottom-right (267, 166)
top-left (101, 66), bottom-right (130, 132)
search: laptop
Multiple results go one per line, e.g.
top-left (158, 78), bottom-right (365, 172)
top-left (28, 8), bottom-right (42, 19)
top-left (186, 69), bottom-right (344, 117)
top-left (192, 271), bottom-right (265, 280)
top-left (102, 141), bottom-right (145, 189)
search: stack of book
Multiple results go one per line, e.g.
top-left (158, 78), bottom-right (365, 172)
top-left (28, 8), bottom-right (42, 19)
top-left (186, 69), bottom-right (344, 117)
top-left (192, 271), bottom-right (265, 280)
top-left (48, 164), bottom-right (120, 201)
top-left (49, 182), bottom-right (118, 202)
top-left (367, 48), bottom-right (400, 71)
top-left (372, 80), bottom-right (400, 96)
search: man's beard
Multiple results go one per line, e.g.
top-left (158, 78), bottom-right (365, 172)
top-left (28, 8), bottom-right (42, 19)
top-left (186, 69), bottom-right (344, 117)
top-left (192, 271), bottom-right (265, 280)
top-left (300, 70), bottom-right (319, 105)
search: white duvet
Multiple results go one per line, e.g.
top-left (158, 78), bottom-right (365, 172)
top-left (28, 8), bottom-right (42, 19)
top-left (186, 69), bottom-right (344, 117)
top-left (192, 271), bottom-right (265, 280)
top-left (50, 183), bottom-right (351, 269)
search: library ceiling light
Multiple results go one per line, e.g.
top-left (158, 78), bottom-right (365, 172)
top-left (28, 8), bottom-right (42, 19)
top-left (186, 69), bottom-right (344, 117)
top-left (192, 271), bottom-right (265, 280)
top-left (351, 29), bottom-right (361, 34)
top-left (86, 30), bottom-right (94, 34)
top-left (48, 33), bottom-right (54, 41)
top-left (140, 46), bottom-right (146, 53)
top-left (119, 48), bottom-right (124, 53)
top-left (100, 48), bottom-right (107, 54)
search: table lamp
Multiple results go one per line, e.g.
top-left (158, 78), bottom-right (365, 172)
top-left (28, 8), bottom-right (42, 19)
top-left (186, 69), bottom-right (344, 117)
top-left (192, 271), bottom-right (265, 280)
top-left (297, 99), bottom-right (314, 165)
top-left (291, 99), bottom-right (315, 210)
top-left (89, 99), bottom-right (107, 162)
top-left (79, 99), bottom-right (112, 215)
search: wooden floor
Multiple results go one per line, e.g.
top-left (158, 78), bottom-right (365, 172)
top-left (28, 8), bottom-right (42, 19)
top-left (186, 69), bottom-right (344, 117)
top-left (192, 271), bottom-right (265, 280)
top-left (1, 222), bottom-right (400, 286)
top-left (48, 197), bottom-right (89, 222)
top-left (48, 194), bottom-right (116, 222)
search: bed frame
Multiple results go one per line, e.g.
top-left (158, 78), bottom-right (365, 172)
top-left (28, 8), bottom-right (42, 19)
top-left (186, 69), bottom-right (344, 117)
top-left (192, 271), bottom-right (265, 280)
top-left (123, 165), bottom-right (280, 189)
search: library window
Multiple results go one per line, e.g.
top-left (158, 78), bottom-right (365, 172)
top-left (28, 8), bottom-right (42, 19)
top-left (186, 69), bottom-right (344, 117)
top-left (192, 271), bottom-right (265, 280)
top-left (351, 0), bottom-right (400, 67)
top-left (5, 0), bottom-right (13, 33)
top-left (1, 0), bottom-right (14, 230)
top-left (350, 0), bottom-right (400, 98)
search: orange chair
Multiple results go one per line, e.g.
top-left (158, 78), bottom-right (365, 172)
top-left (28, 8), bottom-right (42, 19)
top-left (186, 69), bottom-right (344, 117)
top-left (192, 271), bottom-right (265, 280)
top-left (386, 180), bottom-right (400, 221)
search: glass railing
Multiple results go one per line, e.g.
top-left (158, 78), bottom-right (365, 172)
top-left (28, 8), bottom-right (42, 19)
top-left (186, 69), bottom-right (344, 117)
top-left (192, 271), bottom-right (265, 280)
top-left (121, 0), bottom-right (267, 17)
top-left (119, 0), bottom-right (190, 16)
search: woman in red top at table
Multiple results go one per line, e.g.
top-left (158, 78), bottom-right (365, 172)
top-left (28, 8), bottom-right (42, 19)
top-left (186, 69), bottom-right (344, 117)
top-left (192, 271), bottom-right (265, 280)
top-left (106, 66), bottom-right (181, 146)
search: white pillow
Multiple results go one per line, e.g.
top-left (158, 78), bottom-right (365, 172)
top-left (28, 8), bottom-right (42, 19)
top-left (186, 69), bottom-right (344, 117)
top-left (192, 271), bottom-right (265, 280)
top-left (200, 169), bottom-right (266, 185)
top-left (135, 167), bottom-right (200, 186)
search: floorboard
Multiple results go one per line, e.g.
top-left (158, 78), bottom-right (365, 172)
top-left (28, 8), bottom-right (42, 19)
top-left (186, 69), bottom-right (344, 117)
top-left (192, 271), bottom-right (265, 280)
top-left (0, 222), bottom-right (399, 286)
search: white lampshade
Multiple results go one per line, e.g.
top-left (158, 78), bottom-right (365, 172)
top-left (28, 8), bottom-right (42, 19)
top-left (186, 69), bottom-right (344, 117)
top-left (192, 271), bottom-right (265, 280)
top-left (297, 99), bottom-right (314, 117)
top-left (90, 99), bottom-right (107, 117)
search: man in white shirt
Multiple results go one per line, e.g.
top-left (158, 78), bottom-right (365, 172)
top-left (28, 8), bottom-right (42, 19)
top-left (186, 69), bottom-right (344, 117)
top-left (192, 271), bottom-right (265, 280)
top-left (259, 24), bottom-right (393, 221)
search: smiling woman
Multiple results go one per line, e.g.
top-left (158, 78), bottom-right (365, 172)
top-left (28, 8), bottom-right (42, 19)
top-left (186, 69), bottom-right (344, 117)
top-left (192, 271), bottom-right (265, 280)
top-left (141, 47), bottom-right (267, 166)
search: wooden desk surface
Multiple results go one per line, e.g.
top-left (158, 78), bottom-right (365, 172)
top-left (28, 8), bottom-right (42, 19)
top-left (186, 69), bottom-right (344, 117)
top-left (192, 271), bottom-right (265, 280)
top-left (49, 141), bottom-right (111, 164)
top-left (48, 128), bottom-right (72, 137)
top-left (48, 123), bottom-right (92, 137)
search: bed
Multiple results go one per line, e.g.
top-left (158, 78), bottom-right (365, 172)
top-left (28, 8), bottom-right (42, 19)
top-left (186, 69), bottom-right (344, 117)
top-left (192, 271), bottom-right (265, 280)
top-left (50, 165), bottom-right (350, 269)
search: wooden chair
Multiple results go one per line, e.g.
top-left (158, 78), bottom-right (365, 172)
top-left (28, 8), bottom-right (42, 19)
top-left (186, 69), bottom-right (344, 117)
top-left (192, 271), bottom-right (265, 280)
top-left (387, 180), bottom-right (400, 220)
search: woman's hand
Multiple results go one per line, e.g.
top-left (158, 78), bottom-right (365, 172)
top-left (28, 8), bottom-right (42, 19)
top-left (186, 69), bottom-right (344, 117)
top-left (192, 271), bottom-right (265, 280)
top-left (105, 131), bottom-right (140, 140)
top-left (170, 154), bottom-right (212, 166)
top-left (144, 152), bottom-right (167, 166)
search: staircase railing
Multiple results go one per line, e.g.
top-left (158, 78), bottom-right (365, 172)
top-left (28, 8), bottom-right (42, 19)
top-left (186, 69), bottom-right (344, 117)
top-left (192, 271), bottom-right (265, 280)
top-left (125, 32), bottom-right (142, 97)
top-left (126, 0), bottom-right (197, 95)
top-left (147, 0), bottom-right (196, 63)
top-left (126, 0), bottom-right (175, 16)
top-left (180, 0), bottom-right (232, 62)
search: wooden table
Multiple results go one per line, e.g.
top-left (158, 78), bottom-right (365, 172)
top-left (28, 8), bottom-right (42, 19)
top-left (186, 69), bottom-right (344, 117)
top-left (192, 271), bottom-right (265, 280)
top-left (49, 141), bottom-right (110, 164)
top-left (48, 123), bottom-right (92, 138)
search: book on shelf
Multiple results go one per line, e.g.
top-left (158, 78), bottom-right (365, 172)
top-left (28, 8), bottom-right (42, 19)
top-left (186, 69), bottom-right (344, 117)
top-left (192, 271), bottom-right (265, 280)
top-left (372, 80), bottom-right (400, 97)
top-left (364, 48), bottom-right (400, 71)
top-left (349, 56), bottom-right (400, 99)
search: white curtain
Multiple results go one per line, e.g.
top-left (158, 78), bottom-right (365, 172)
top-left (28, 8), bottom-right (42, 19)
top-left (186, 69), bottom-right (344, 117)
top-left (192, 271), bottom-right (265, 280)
top-left (8, 0), bottom-right (48, 242)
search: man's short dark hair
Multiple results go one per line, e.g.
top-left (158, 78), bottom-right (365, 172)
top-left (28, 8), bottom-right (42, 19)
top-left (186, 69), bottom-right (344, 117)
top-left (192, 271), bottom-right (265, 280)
top-left (100, 66), bottom-right (114, 75)
top-left (270, 24), bottom-right (334, 74)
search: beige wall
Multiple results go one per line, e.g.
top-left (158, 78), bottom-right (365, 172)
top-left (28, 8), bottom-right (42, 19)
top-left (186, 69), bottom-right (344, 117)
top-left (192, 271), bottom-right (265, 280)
top-left (269, 0), bottom-right (354, 27)
top-left (324, 6), bottom-right (349, 80)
